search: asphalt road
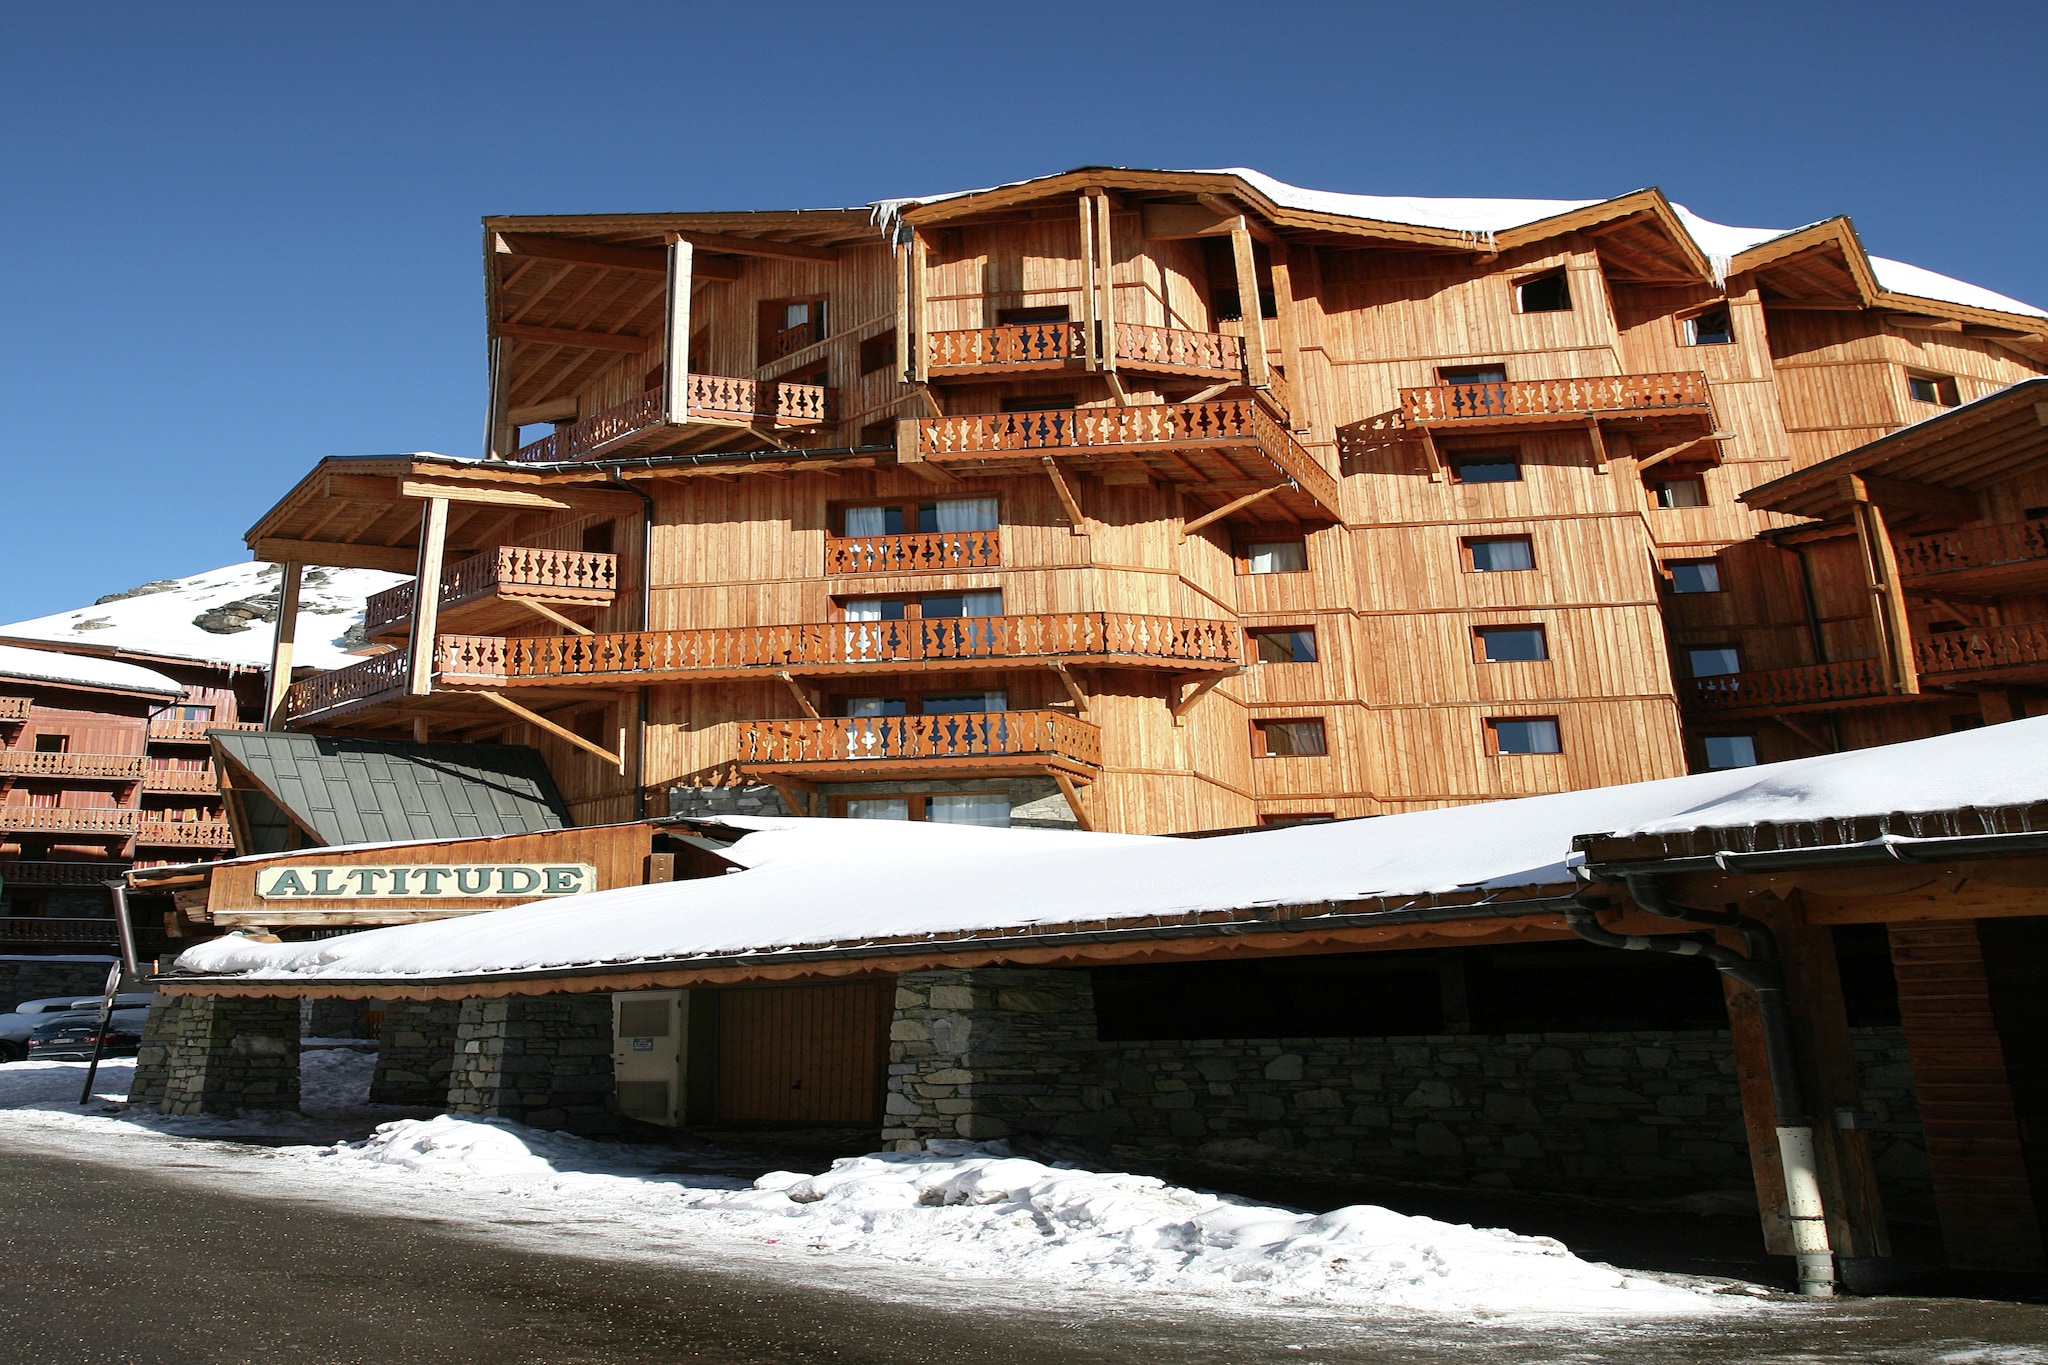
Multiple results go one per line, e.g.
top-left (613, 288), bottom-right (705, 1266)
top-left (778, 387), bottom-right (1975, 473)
top-left (5, 1141), bottom-right (2048, 1365)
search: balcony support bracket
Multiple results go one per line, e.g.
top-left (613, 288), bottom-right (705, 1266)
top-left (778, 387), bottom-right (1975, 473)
top-left (1049, 663), bottom-right (1089, 717)
top-left (1847, 475), bottom-right (1921, 695)
top-left (475, 690), bottom-right (624, 772)
top-left (767, 778), bottom-right (816, 818)
top-left (1171, 669), bottom-right (1235, 726)
top-left (1586, 418), bottom-right (1610, 472)
top-left (1636, 429), bottom-right (1733, 474)
top-left (515, 600), bottom-right (596, 637)
top-left (1416, 425), bottom-right (1445, 483)
top-left (1183, 483), bottom-right (1287, 540)
top-left (776, 671), bottom-right (821, 720)
top-left (1042, 456), bottom-right (1090, 536)
top-left (1053, 771), bottom-right (1094, 832)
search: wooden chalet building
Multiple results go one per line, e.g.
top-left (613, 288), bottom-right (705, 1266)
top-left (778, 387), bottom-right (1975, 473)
top-left (246, 167), bottom-right (2048, 834)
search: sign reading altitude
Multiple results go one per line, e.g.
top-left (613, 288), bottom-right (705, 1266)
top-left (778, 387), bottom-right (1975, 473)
top-left (254, 863), bottom-right (599, 900)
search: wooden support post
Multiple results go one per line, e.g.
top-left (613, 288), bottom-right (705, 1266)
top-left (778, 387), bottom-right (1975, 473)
top-left (1230, 220), bottom-right (1270, 389)
top-left (1042, 456), bottom-right (1088, 535)
top-left (663, 238), bottom-right (693, 425)
top-left (896, 235), bottom-right (915, 384)
top-left (1847, 475), bottom-right (1919, 694)
top-left (776, 670), bottom-right (820, 719)
top-left (1269, 247), bottom-right (1303, 426)
top-left (1091, 188), bottom-right (1116, 373)
top-left (1049, 663), bottom-right (1089, 716)
top-left (1979, 690), bottom-right (2016, 725)
top-left (910, 231), bottom-right (930, 383)
top-left (484, 336), bottom-right (512, 461)
top-left (515, 600), bottom-right (594, 636)
top-left (1182, 484), bottom-right (1286, 540)
top-left (1103, 371), bottom-right (1132, 407)
top-left (263, 562), bottom-right (302, 730)
top-left (1077, 194), bottom-right (1098, 372)
top-left (412, 717), bottom-right (430, 745)
top-left (1416, 426), bottom-right (1445, 483)
top-left (1171, 670), bottom-right (1233, 725)
top-left (1586, 418), bottom-right (1610, 472)
top-left (1052, 771), bottom-right (1093, 832)
top-left (767, 778), bottom-right (814, 818)
top-left (406, 498), bottom-right (449, 698)
top-left (474, 690), bottom-right (623, 770)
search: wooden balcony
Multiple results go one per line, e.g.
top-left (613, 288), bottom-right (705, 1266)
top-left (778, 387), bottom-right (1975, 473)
top-left (148, 718), bottom-right (261, 743)
top-left (0, 806), bottom-right (139, 839)
top-left (143, 766), bottom-right (219, 795)
top-left (510, 377), bottom-right (833, 463)
top-left (736, 710), bottom-right (1102, 781)
top-left (0, 752), bottom-right (145, 781)
top-left (1896, 519), bottom-right (2048, 594)
top-left (0, 697), bottom-right (29, 724)
top-left (0, 916), bottom-right (119, 946)
top-left (927, 322), bottom-right (1247, 382)
top-left (914, 400), bottom-right (1340, 522)
top-left (365, 546), bottom-right (620, 639)
top-left (136, 819), bottom-right (234, 849)
top-left (824, 529), bottom-right (1001, 576)
top-left (1400, 372), bottom-right (1712, 430)
top-left (280, 649), bottom-right (411, 725)
top-left (1684, 659), bottom-right (1893, 716)
top-left (0, 859), bottom-right (129, 887)
top-left (1916, 622), bottom-right (2048, 685)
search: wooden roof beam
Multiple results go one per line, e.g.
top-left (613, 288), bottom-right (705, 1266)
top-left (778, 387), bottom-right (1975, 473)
top-left (495, 232), bottom-right (743, 282)
top-left (668, 230), bottom-right (839, 263)
top-left (249, 539), bottom-right (421, 574)
top-left (491, 322), bottom-right (649, 354)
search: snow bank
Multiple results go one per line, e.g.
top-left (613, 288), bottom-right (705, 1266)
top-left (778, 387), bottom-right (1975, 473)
top-left (325, 1121), bottom-right (1712, 1315)
top-left (0, 643), bottom-right (183, 696)
top-left (175, 716), bottom-right (2048, 984)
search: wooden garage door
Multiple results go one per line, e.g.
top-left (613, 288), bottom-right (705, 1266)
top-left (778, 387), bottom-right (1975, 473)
top-left (715, 980), bottom-right (893, 1124)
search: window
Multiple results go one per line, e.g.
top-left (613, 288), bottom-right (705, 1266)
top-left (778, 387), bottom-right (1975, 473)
top-left (1907, 373), bottom-right (1960, 407)
top-left (1259, 813), bottom-right (1335, 826)
top-left (1000, 394), bottom-right (1078, 413)
top-left (1688, 646), bottom-right (1743, 678)
top-left (1488, 717), bottom-right (1561, 755)
top-left (33, 733), bottom-right (68, 753)
top-left (1702, 735), bottom-right (1758, 769)
top-left (1249, 628), bottom-right (1317, 664)
top-left (1243, 540), bottom-right (1308, 575)
top-left (1668, 560), bottom-right (1722, 594)
top-left (1476, 625), bottom-right (1548, 663)
top-left (997, 305), bottom-right (1071, 325)
top-left (839, 497), bottom-right (997, 537)
top-left (839, 793), bottom-right (1012, 825)
top-left (844, 692), bottom-right (1004, 717)
top-left (1253, 719), bottom-right (1328, 757)
top-left (840, 591), bottom-right (1001, 621)
top-left (846, 799), bottom-right (911, 821)
top-left (169, 704), bottom-right (213, 722)
top-left (1653, 478), bottom-right (1708, 509)
top-left (1684, 306), bottom-right (1734, 346)
top-left (760, 298), bottom-right (827, 362)
top-left (1211, 286), bottom-right (1277, 322)
top-left (1439, 364), bottom-right (1507, 387)
top-left (1516, 272), bottom-right (1572, 313)
top-left (859, 329), bottom-right (898, 376)
top-left (1464, 536), bottom-right (1535, 572)
top-left (581, 521), bottom-right (614, 556)
top-left (1451, 453), bottom-right (1521, 484)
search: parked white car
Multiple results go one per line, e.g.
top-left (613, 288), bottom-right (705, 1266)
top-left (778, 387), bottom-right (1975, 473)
top-left (0, 993), bottom-right (155, 1062)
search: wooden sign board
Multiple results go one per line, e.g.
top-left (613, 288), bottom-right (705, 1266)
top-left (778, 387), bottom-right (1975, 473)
top-left (255, 863), bottom-right (597, 900)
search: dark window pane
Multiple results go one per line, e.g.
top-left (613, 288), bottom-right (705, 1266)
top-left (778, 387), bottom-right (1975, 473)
top-left (1478, 626), bottom-right (1548, 662)
top-left (1258, 720), bottom-right (1328, 757)
top-left (1687, 306), bottom-right (1733, 345)
top-left (1453, 455), bottom-right (1520, 483)
top-left (1670, 561), bottom-right (1721, 594)
top-left (1492, 718), bottom-right (1561, 754)
top-left (1518, 274), bottom-right (1571, 313)
top-left (1703, 735), bottom-right (1757, 768)
top-left (1468, 538), bottom-right (1535, 572)
top-left (1440, 365), bottom-right (1508, 386)
top-left (1688, 647), bottom-right (1742, 678)
top-left (1252, 629), bottom-right (1317, 664)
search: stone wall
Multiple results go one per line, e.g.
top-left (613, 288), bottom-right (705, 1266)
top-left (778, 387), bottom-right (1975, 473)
top-left (883, 968), bottom-right (1109, 1149)
top-left (666, 783), bottom-right (792, 820)
top-left (302, 997), bottom-right (377, 1039)
top-left (445, 995), bottom-right (616, 1135)
top-left (370, 1000), bottom-right (462, 1105)
top-left (135, 995), bottom-right (301, 1116)
top-left (1852, 1029), bottom-right (1934, 1225)
top-left (0, 955), bottom-right (118, 1012)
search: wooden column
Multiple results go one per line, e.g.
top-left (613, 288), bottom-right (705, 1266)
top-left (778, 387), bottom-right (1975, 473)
top-left (1721, 896), bottom-right (1891, 1264)
top-left (1077, 194), bottom-right (1098, 371)
top-left (1847, 475), bottom-right (1919, 694)
top-left (1230, 220), bottom-right (1269, 389)
top-left (1090, 188), bottom-right (1116, 374)
top-left (910, 230), bottom-right (930, 384)
top-left (1268, 246), bottom-right (1302, 423)
top-left (1889, 920), bottom-right (2047, 1271)
top-left (663, 239), bottom-right (694, 426)
top-left (263, 562), bottom-right (302, 730)
top-left (406, 498), bottom-right (450, 698)
top-left (484, 337), bottom-right (511, 461)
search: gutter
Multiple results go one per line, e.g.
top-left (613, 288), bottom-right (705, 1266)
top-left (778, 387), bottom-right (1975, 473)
top-left (1584, 828), bottom-right (2048, 880)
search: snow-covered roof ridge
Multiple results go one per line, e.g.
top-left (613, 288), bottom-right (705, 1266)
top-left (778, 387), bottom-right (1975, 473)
top-left (0, 561), bottom-right (407, 674)
top-left (870, 166), bottom-right (2044, 320)
top-left (0, 642), bottom-right (184, 697)
top-left (173, 718), bottom-right (2048, 986)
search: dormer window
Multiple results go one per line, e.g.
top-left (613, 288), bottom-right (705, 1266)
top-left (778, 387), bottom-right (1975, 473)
top-left (1908, 372), bottom-right (1959, 407)
top-left (1516, 272), bottom-right (1571, 314)
top-left (1684, 306), bottom-right (1734, 346)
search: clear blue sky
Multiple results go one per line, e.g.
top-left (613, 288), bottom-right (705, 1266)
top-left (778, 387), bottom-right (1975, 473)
top-left (3, 1), bottom-right (2043, 619)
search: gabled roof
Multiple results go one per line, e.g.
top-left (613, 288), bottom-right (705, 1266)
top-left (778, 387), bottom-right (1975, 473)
top-left (0, 642), bottom-right (184, 698)
top-left (210, 731), bottom-right (568, 848)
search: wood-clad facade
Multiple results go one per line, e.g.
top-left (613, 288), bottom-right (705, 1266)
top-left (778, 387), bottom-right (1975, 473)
top-left (246, 170), bottom-right (2048, 834)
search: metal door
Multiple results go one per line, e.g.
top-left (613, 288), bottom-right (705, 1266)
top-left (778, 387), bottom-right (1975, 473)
top-left (611, 990), bottom-right (685, 1126)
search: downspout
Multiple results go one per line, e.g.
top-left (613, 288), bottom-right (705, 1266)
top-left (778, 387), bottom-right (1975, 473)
top-left (1568, 875), bottom-right (1835, 1296)
top-left (607, 470), bottom-right (656, 821)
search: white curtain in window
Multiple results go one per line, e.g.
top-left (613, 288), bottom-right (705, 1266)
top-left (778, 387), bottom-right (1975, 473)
top-left (843, 599), bottom-right (884, 621)
top-left (846, 798), bottom-right (910, 820)
top-left (1247, 542), bottom-right (1307, 574)
top-left (927, 794), bottom-right (1011, 827)
top-left (935, 498), bottom-right (998, 533)
top-left (843, 506), bottom-right (890, 537)
top-left (959, 591), bottom-right (1003, 617)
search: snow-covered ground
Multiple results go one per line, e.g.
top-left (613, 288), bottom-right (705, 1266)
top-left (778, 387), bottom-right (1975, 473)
top-left (0, 1048), bottom-right (1758, 1321)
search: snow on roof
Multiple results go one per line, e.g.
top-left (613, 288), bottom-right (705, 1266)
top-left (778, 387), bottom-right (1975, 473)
top-left (872, 167), bottom-right (2044, 319)
top-left (173, 718), bottom-right (2048, 985)
top-left (0, 561), bottom-right (406, 674)
top-left (0, 642), bottom-right (183, 697)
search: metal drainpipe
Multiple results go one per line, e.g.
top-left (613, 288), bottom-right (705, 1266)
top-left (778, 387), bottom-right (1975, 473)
top-left (607, 470), bottom-right (656, 820)
top-left (1568, 876), bottom-right (1836, 1296)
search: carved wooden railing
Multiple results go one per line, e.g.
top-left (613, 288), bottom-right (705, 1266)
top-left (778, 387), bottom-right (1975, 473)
top-left (824, 529), bottom-right (1002, 576)
top-left (0, 806), bottom-right (140, 835)
top-left (1916, 622), bottom-right (2048, 677)
top-left (736, 710), bottom-right (1103, 771)
top-left (0, 752), bottom-right (145, 780)
top-left (0, 859), bottom-right (130, 887)
top-left (0, 697), bottom-right (30, 723)
top-left (1896, 519), bottom-right (2048, 581)
top-left (365, 547), bottom-right (620, 634)
top-left (512, 377), bottom-right (834, 461)
top-left (136, 819), bottom-right (235, 847)
top-left (927, 322), bottom-right (1245, 379)
top-left (1685, 659), bottom-right (1891, 713)
top-left (435, 612), bottom-right (1239, 686)
top-left (1400, 371), bottom-right (1711, 424)
top-left (282, 650), bottom-right (410, 722)
top-left (143, 766), bottom-right (219, 794)
top-left (917, 400), bottom-right (1340, 514)
top-left (0, 916), bottom-right (120, 945)
top-left (147, 718), bottom-right (261, 742)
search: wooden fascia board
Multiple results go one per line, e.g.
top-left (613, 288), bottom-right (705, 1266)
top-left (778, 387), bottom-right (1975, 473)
top-left (246, 538), bottom-right (423, 574)
top-left (1870, 289), bottom-right (2048, 339)
top-left (479, 210), bottom-right (874, 246)
top-left (1732, 219), bottom-right (1883, 304)
top-left (1495, 191), bottom-right (1715, 283)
